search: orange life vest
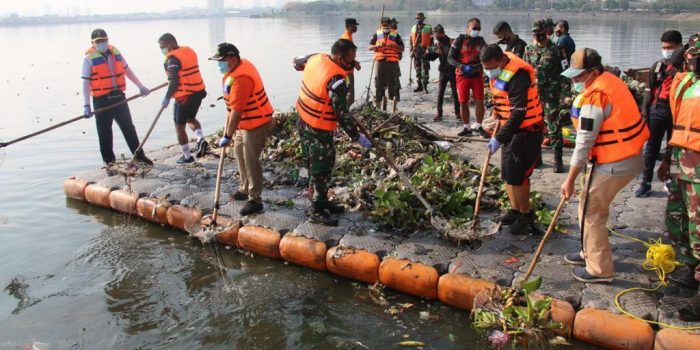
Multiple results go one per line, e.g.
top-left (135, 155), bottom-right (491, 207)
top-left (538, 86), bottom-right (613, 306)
top-left (165, 46), bottom-right (205, 99)
top-left (489, 52), bottom-right (544, 129)
top-left (410, 24), bottom-right (432, 50)
top-left (222, 59), bottom-right (274, 131)
top-left (580, 72), bottom-right (650, 164)
top-left (340, 30), bottom-right (353, 42)
top-left (669, 72), bottom-right (700, 152)
top-left (85, 45), bottom-right (126, 97)
top-left (296, 54), bottom-right (348, 131)
top-left (374, 30), bottom-right (401, 62)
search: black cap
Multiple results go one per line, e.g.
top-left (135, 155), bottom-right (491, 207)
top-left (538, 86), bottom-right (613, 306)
top-left (415, 12), bottom-right (425, 20)
top-left (345, 18), bottom-right (359, 26)
top-left (91, 28), bottom-right (108, 40)
top-left (380, 17), bottom-right (391, 27)
top-left (209, 42), bottom-right (239, 61)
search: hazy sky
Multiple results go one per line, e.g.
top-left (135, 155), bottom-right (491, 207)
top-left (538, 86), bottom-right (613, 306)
top-left (0, 0), bottom-right (296, 16)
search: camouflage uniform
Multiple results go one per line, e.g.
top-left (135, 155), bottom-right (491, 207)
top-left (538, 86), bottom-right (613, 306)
top-left (298, 76), bottom-right (358, 207)
top-left (667, 140), bottom-right (700, 274)
top-left (411, 23), bottom-right (433, 89)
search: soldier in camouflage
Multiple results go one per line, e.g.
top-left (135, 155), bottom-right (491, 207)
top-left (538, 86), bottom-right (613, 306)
top-left (294, 40), bottom-right (373, 226)
top-left (410, 12), bottom-right (433, 93)
top-left (524, 20), bottom-right (569, 173)
top-left (658, 40), bottom-right (700, 321)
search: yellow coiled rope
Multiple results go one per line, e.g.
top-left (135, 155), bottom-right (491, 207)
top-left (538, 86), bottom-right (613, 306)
top-left (610, 227), bottom-right (700, 330)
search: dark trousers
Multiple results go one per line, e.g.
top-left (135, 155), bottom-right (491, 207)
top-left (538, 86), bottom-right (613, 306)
top-left (642, 102), bottom-right (673, 184)
top-left (93, 91), bottom-right (143, 164)
top-left (437, 72), bottom-right (459, 115)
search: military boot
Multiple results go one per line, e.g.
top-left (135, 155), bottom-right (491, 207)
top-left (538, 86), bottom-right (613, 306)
top-left (308, 204), bottom-right (339, 226)
top-left (322, 201), bottom-right (346, 215)
top-left (554, 147), bottom-right (564, 173)
top-left (669, 265), bottom-right (700, 289)
top-left (423, 82), bottom-right (429, 93)
top-left (413, 82), bottom-right (423, 93)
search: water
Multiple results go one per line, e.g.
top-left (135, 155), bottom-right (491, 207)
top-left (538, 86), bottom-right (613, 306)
top-left (0, 12), bottom-right (695, 349)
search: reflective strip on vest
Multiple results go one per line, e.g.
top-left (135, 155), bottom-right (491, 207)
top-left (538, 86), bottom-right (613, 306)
top-left (86, 45), bottom-right (126, 97)
top-left (222, 59), bottom-right (274, 131)
top-left (670, 73), bottom-right (700, 152)
top-left (581, 72), bottom-right (650, 164)
top-left (488, 52), bottom-right (543, 129)
top-left (165, 46), bottom-right (206, 99)
top-left (296, 54), bottom-right (348, 131)
top-left (374, 30), bottom-right (401, 62)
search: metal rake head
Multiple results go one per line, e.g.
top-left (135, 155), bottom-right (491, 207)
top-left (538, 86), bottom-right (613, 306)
top-left (444, 219), bottom-right (501, 243)
top-left (107, 160), bottom-right (153, 178)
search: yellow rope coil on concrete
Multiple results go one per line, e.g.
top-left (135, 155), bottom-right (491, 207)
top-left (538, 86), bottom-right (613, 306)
top-left (610, 228), bottom-right (700, 330)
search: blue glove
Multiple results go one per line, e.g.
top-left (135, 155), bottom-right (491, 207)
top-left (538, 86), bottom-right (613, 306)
top-left (218, 136), bottom-right (231, 148)
top-left (161, 97), bottom-right (170, 109)
top-left (357, 133), bottom-right (373, 149)
top-left (83, 105), bottom-right (92, 118)
top-left (486, 138), bottom-right (501, 154)
top-left (139, 86), bottom-right (150, 97)
top-left (461, 64), bottom-right (474, 76)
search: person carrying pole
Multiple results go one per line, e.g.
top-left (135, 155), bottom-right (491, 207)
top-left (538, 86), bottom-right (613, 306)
top-left (340, 18), bottom-right (361, 106)
top-left (81, 28), bottom-right (153, 167)
top-left (158, 33), bottom-right (208, 164)
top-left (369, 17), bottom-right (405, 110)
top-left (560, 48), bottom-right (649, 283)
top-left (410, 12), bottom-right (432, 93)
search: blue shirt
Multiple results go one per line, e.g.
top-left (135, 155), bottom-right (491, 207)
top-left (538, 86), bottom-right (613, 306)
top-left (556, 33), bottom-right (576, 61)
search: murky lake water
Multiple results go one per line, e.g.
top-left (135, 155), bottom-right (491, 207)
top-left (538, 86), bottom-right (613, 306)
top-left (0, 12), bottom-right (696, 349)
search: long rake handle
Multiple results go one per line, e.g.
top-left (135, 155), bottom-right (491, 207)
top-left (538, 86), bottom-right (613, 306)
top-left (132, 106), bottom-right (166, 156)
top-left (211, 133), bottom-right (229, 225)
top-left (522, 196), bottom-right (567, 282)
top-left (352, 115), bottom-right (435, 214)
top-left (473, 122), bottom-right (501, 219)
top-left (408, 56), bottom-right (414, 86)
top-left (364, 4), bottom-right (385, 103)
top-left (1, 82), bottom-right (167, 148)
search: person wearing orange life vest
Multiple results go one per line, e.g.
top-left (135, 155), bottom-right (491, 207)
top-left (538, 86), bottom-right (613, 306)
top-left (340, 18), bottom-right (361, 106)
top-left (657, 40), bottom-right (700, 320)
top-left (481, 44), bottom-right (544, 236)
top-left (159, 33), bottom-right (208, 164)
top-left (410, 12), bottom-right (433, 93)
top-left (560, 48), bottom-right (650, 284)
top-left (294, 39), bottom-right (372, 226)
top-left (369, 17), bottom-right (405, 108)
top-left (81, 28), bottom-right (152, 168)
top-left (210, 43), bottom-right (274, 217)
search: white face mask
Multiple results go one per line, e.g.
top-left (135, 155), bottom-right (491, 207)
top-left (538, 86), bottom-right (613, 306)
top-left (161, 47), bottom-right (169, 55)
top-left (95, 42), bottom-right (109, 53)
top-left (470, 30), bottom-right (480, 38)
top-left (662, 49), bottom-right (675, 59)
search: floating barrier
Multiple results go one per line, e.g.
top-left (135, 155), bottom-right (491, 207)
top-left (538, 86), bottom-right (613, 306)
top-left (63, 177), bottom-right (89, 201)
top-left (530, 293), bottom-right (576, 337)
top-left (279, 235), bottom-right (327, 271)
top-left (109, 190), bottom-right (139, 215)
top-left (574, 308), bottom-right (655, 350)
top-left (166, 205), bottom-right (202, 231)
top-left (215, 220), bottom-right (240, 247)
top-left (84, 184), bottom-right (112, 208)
top-left (326, 247), bottom-right (380, 284)
top-left (237, 225), bottom-right (282, 259)
top-left (135, 197), bottom-right (170, 225)
top-left (437, 273), bottom-right (496, 310)
top-left (379, 259), bottom-right (439, 299)
top-left (654, 328), bottom-right (700, 350)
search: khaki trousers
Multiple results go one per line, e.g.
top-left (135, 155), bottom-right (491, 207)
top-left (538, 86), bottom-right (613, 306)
top-left (233, 120), bottom-right (273, 202)
top-left (578, 169), bottom-right (635, 277)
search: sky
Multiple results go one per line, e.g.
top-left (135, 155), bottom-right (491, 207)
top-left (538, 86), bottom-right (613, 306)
top-left (0, 0), bottom-right (300, 16)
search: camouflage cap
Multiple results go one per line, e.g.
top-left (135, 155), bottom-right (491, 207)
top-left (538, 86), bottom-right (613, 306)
top-left (415, 12), bottom-right (425, 20)
top-left (544, 18), bottom-right (554, 28)
top-left (390, 17), bottom-right (399, 25)
top-left (689, 33), bottom-right (700, 54)
top-left (531, 20), bottom-right (545, 33)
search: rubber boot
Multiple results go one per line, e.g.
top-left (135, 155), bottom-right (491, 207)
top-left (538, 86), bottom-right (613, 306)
top-left (413, 81), bottom-right (423, 93)
top-left (554, 147), bottom-right (564, 173)
top-left (308, 204), bottom-right (339, 226)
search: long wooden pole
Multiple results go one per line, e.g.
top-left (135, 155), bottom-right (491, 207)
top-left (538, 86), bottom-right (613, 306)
top-left (364, 4), bottom-right (385, 103)
top-left (521, 196), bottom-right (567, 283)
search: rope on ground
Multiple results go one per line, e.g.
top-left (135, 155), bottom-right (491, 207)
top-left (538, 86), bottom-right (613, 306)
top-left (609, 227), bottom-right (700, 330)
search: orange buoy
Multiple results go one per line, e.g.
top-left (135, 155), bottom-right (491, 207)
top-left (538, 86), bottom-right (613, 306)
top-left (279, 235), bottom-right (327, 271)
top-left (216, 220), bottom-right (241, 247)
top-left (530, 293), bottom-right (575, 337)
top-left (166, 205), bottom-right (202, 231)
top-left (109, 190), bottom-right (139, 215)
top-left (63, 177), bottom-right (89, 201)
top-left (84, 184), bottom-right (112, 208)
top-left (378, 259), bottom-right (439, 299)
top-left (326, 246), bottom-right (380, 284)
top-left (237, 225), bottom-right (282, 259)
top-left (437, 273), bottom-right (496, 310)
top-left (136, 198), bottom-right (169, 225)
top-left (654, 328), bottom-right (700, 350)
top-left (573, 308), bottom-right (655, 350)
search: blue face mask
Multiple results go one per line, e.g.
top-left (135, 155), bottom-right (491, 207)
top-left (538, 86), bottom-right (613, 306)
top-left (161, 47), bottom-right (169, 55)
top-left (218, 61), bottom-right (229, 73)
top-left (417, 20), bottom-right (424, 25)
top-left (470, 30), bottom-right (480, 38)
top-left (485, 68), bottom-right (502, 80)
top-left (573, 81), bottom-right (585, 93)
top-left (95, 42), bottom-right (109, 53)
